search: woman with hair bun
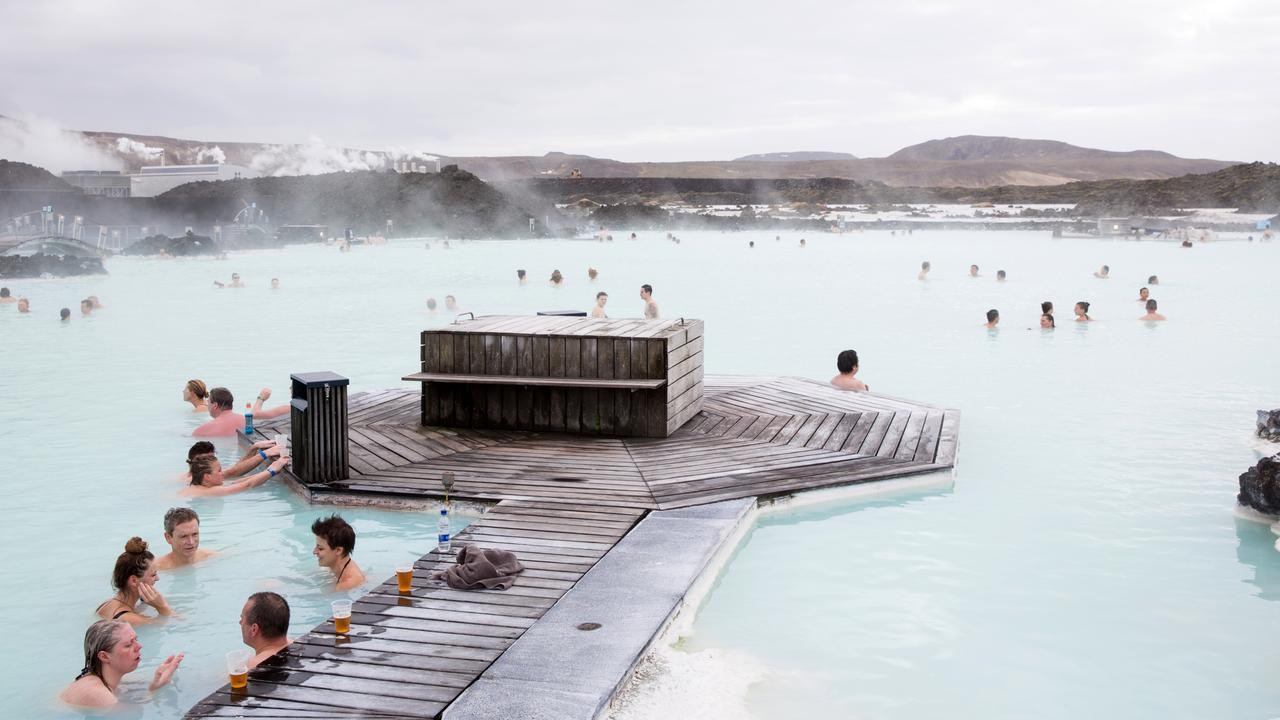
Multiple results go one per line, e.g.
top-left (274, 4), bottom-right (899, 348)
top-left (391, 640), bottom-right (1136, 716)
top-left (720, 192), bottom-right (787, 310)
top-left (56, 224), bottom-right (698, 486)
top-left (95, 538), bottom-right (173, 625)
top-left (182, 379), bottom-right (209, 413)
top-left (59, 619), bottom-right (183, 708)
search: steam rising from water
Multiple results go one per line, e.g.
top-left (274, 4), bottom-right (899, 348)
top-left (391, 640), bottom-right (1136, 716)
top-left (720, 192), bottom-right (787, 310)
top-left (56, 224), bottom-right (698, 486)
top-left (0, 113), bottom-right (122, 173)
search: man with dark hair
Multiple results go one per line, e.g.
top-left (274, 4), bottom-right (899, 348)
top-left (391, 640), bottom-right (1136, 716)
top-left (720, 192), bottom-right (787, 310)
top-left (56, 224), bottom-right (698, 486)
top-left (154, 507), bottom-right (215, 570)
top-left (59, 308), bottom-right (71, 321)
top-left (80, 298), bottom-right (94, 315)
top-left (0, 287), bottom-right (14, 303)
top-left (312, 515), bottom-right (366, 591)
top-left (1139, 299), bottom-right (1166, 321)
top-left (194, 387), bottom-right (242, 437)
top-left (831, 350), bottom-right (869, 391)
top-left (996, 270), bottom-right (1006, 282)
top-left (240, 592), bottom-right (291, 668)
top-left (984, 309), bottom-right (1000, 329)
top-left (1137, 287), bottom-right (1150, 303)
top-left (640, 284), bottom-right (659, 319)
top-left (1147, 275), bottom-right (1159, 285)
top-left (918, 261), bottom-right (930, 280)
top-left (591, 291), bottom-right (608, 318)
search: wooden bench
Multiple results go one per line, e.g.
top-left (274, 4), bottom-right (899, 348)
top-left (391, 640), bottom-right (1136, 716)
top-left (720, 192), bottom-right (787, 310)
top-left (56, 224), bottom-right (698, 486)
top-left (402, 372), bottom-right (666, 391)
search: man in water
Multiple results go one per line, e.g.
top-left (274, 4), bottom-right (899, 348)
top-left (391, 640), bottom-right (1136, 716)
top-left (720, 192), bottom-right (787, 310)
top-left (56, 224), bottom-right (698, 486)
top-left (153, 508), bottom-right (216, 570)
top-left (969, 264), bottom-right (980, 277)
top-left (630, 232), bottom-right (637, 240)
top-left (1040, 313), bottom-right (1055, 329)
top-left (591, 291), bottom-right (608, 318)
top-left (239, 592), bottom-right (292, 668)
top-left (193, 387), bottom-right (244, 437)
top-left (997, 270), bottom-right (1006, 282)
top-left (89, 296), bottom-right (103, 309)
top-left (830, 350), bottom-right (869, 391)
top-left (799, 238), bottom-right (806, 247)
top-left (1094, 265), bottom-right (1110, 278)
top-left (17, 297), bottom-right (29, 313)
top-left (516, 269), bottom-right (526, 284)
top-left (0, 287), bottom-right (15, 303)
top-left (1140, 299), bottom-right (1166, 321)
top-left (588, 267), bottom-right (599, 280)
top-left (918, 261), bottom-right (930, 280)
top-left (984, 309), bottom-right (999, 329)
top-left (445, 295), bottom-right (458, 312)
top-left (1148, 275), bottom-right (1159, 285)
top-left (640, 284), bottom-right (659, 319)
top-left (426, 298), bottom-right (437, 314)
top-left (1137, 287), bottom-right (1150, 303)
top-left (80, 298), bottom-right (94, 316)
top-left (59, 308), bottom-right (70, 322)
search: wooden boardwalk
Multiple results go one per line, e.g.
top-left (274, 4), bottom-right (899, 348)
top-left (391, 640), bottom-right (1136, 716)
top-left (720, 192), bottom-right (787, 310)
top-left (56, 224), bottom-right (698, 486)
top-left (187, 375), bottom-right (957, 719)
top-left (185, 500), bottom-right (644, 718)
top-left (255, 375), bottom-right (958, 510)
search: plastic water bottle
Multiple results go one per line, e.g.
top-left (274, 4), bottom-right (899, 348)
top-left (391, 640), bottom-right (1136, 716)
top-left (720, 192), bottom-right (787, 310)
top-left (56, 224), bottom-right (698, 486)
top-left (243, 403), bottom-right (254, 435)
top-left (436, 507), bottom-right (451, 553)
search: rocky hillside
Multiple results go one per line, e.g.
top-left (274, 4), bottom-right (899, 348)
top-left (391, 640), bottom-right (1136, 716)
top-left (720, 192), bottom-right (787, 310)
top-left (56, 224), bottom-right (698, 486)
top-left (0, 159), bottom-right (75, 191)
top-left (733, 151), bottom-right (858, 162)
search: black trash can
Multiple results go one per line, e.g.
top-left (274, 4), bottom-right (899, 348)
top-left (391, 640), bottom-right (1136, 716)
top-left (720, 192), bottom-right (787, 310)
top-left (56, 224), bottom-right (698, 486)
top-left (290, 371), bottom-right (350, 484)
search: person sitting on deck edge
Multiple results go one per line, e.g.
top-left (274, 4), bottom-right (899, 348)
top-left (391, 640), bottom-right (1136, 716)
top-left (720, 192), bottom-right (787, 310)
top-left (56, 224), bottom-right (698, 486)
top-left (831, 349), bottom-right (869, 392)
top-left (313, 514), bottom-right (366, 591)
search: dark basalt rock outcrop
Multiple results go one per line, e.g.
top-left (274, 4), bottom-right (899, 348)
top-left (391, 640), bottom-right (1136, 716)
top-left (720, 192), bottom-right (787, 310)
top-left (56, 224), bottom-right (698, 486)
top-left (1259, 410), bottom-right (1280, 442)
top-left (122, 232), bottom-right (220, 256)
top-left (0, 253), bottom-right (106, 278)
top-left (1239, 455), bottom-right (1280, 516)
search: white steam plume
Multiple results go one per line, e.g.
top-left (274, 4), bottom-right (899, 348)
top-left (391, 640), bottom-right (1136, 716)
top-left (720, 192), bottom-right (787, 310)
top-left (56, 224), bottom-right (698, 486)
top-left (115, 136), bottom-right (164, 162)
top-left (249, 135), bottom-right (439, 177)
top-left (193, 145), bottom-right (226, 164)
top-left (0, 113), bottom-right (123, 173)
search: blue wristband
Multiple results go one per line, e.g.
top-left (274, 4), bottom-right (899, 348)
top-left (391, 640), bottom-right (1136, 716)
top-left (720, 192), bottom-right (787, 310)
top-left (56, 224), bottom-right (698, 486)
top-left (268, 468), bottom-right (277, 478)
top-left (258, 450), bottom-right (268, 461)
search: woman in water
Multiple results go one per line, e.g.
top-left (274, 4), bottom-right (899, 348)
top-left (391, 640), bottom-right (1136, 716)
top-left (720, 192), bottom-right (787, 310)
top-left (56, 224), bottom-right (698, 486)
top-left (181, 453), bottom-right (288, 498)
top-left (1074, 301), bottom-right (1092, 322)
top-left (95, 538), bottom-right (173, 625)
top-left (182, 379), bottom-right (209, 413)
top-left (312, 514), bottom-right (366, 591)
top-left (59, 620), bottom-right (182, 709)
top-left (550, 269), bottom-right (564, 286)
top-left (1040, 313), bottom-right (1056, 329)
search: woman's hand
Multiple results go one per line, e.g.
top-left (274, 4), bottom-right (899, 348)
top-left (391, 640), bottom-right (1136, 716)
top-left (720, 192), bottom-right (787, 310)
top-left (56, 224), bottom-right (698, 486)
top-left (251, 439), bottom-right (275, 450)
top-left (138, 583), bottom-right (172, 616)
top-left (269, 457), bottom-right (289, 473)
top-left (264, 444), bottom-right (283, 458)
top-left (148, 654), bottom-right (183, 692)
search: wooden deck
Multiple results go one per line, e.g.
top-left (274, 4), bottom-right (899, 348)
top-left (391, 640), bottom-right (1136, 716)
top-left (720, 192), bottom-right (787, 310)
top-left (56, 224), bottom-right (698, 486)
top-left (253, 375), bottom-right (958, 510)
top-left (185, 500), bottom-right (644, 718)
top-left (186, 375), bottom-right (957, 719)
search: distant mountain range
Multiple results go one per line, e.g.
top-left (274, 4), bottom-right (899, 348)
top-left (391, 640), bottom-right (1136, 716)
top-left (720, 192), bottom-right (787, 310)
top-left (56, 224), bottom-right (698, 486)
top-left (3, 117), bottom-right (1242, 188)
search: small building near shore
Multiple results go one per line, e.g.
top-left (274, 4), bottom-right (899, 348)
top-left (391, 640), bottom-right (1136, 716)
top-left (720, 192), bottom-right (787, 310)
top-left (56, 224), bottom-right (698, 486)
top-left (61, 170), bottom-right (131, 198)
top-left (130, 163), bottom-right (256, 198)
top-left (1257, 214), bottom-right (1279, 231)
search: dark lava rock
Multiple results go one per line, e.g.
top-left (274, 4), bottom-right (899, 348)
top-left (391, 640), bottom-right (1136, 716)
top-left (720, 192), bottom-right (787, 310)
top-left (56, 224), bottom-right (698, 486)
top-left (0, 253), bottom-right (106, 279)
top-left (1259, 409), bottom-right (1280, 442)
top-left (1239, 454), bottom-right (1280, 515)
top-left (122, 232), bottom-right (220, 257)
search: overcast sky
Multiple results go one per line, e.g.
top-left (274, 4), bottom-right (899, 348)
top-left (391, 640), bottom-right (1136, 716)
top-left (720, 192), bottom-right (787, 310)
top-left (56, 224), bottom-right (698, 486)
top-left (1, 0), bottom-right (1276, 163)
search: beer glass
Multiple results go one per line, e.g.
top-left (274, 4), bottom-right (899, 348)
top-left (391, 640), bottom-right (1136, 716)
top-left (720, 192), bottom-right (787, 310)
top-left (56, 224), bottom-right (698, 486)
top-left (396, 565), bottom-right (414, 593)
top-left (332, 599), bottom-right (352, 634)
top-left (226, 649), bottom-right (251, 689)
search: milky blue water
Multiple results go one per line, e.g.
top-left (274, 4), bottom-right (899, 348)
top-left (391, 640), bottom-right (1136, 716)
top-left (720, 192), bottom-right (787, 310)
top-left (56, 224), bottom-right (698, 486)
top-left (2, 229), bottom-right (1276, 717)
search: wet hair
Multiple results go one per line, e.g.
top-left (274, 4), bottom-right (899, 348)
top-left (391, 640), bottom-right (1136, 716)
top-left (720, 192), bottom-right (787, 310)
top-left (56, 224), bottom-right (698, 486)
top-left (1146, 299), bottom-right (1158, 311)
top-left (426, 298), bottom-right (437, 310)
top-left (596, 291), bottom-right (608, 300)
top-left (588, 267), bottom-right (598, 278)
top-left (1139, 287), bottom-right (1149, 295)
top-left (1076, 301), bottom-right (1091, 314)
top-left (0, 287), bottom-right (8, 297)
top-left (164, 507), bottom-right (200, 535)
top-left (516, 269), bottom-right (526, 279)
top-left (445, 295), bottom-right (456, 302)
top-left (641, 284), bottom-right (653, 295)
top-left (1148, 275), bottom-right (1158, 283)
top-left (209, 387), bottom-right (234, 410)
top-left (921, 261), bottom-right (930, 270)
top-left (186, 379), bottom-right (208, 401)
top-left (81, 299), bottom-right (93, 310)
top-left (186, 440), bottom-right (215, 460)
top-left (60, 308), bottom-right (70, 320)
top-left (245, 592), bottom-right (290, 640)
top-left (311, 514), bottom-right (355, 557)
top-left (188, 454), bottom-right (219, 486)
top-left (997, 270), bottom-right (1006, 279)
top-left (970, 264), bottom-right (978, 271)
top-left (836, 349), bottom-right (859, 374)
top-left (112, 537), bottom-right (153, 592)
top-left (78, 620), bottom-right (127, 684)
top-left (986, 309), bottom-right (999, 322)
top-left (550, 269), bottom-right (563, 283)
top-left (1040, 301), bottom-right (1053, 315)
top-left (1041, 313), bottom-right (1056, 328)
top-left (1102, 265), bottom-right (1110, 272)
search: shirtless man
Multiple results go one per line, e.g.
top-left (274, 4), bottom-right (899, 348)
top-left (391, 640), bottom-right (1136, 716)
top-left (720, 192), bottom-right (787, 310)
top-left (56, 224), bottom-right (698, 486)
top-left (969, 264), bottom-right (980, 277)
top-left (591, 292), bottom-right (608, 318)
top-left (1139, 299), bottom-right (1166, 321)
top-left (81, 299), bottom-right (94, 315)
top-left (640, 284), bottom-right (659, 319)
top-left (918, 261), bottom-right (931, 280)
top-left (239, 592), bottom-right (292, 668)
top-left (996, 270), bottom-right (1006, 282)
top-left (984, 309), bottom-right (999, 329)
top-left (0, 287), bottom-right (15, 303)
top-left (445, 295), bottom-right (458, 313)
top-left (153, 508), bottom-right (216, 570)
top-left (193, 387), bottom-right (243, 437)
top-left (1137, 287), bottom-right (1150, 303)
top-left (17, 297), bottom-right (29, 313)
top-left (830, 350), bottom-right (869, 391)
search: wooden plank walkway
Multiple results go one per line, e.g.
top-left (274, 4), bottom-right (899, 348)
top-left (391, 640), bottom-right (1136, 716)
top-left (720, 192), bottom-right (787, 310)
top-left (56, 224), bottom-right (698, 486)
top-left (184, 500), bottom-right (644, 719)
top-left (252, 375), bottom-right (958, 510)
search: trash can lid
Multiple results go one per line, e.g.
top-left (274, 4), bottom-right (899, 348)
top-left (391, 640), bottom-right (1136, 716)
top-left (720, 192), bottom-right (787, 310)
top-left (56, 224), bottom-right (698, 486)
top-left (290, 371), bottom-right (351, 387)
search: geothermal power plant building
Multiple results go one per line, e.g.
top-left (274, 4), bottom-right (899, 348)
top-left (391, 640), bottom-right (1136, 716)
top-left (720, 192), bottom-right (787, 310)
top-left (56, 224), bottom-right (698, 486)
top-left (129, 163), bottom-right (256, 197)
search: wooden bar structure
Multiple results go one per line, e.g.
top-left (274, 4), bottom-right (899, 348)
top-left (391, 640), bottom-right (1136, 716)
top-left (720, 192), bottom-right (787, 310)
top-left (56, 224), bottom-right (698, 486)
top-left (405, 316), bottom-right (705, 438)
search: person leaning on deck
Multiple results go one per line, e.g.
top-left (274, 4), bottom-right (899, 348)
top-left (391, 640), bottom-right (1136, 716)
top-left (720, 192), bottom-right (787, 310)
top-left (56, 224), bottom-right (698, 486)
top-left (193, 387), bottom-right (242, 436)
top-left (240, 592), bottom-right (292, 668)
top-left (312, 514), bottom-right (366, 591)
top-left (831, 349), bottom-right (869, 391)
top-left (181, 453), bottom-right (288, 498)
top-left (59, 620), bottom-right (182, 709)
top-left (96, 538), bottom-right (173, 626)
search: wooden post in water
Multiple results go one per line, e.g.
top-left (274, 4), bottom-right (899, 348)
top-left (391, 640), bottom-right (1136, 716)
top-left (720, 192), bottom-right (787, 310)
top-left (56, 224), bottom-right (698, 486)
top-left (289, 371), bottom-right (350, 484)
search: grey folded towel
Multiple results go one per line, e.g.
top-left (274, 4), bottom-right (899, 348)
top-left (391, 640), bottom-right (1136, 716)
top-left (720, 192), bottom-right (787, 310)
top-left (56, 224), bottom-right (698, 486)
top-left (433, 545), bottom-right (525, 590)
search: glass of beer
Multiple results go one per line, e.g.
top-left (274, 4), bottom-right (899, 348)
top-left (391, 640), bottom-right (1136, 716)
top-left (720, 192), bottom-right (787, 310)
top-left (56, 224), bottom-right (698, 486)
top-left (226, 649), bottom-right (251, 689)
top-left (331, 599), bottom-right (352, 634)
top-left (396, 565), bottom-right (414, 593)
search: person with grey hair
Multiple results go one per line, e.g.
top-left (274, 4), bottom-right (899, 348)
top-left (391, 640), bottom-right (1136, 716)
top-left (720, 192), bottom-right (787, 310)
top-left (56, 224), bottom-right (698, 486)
top-left (59, 620), bottom-right (182, 708)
